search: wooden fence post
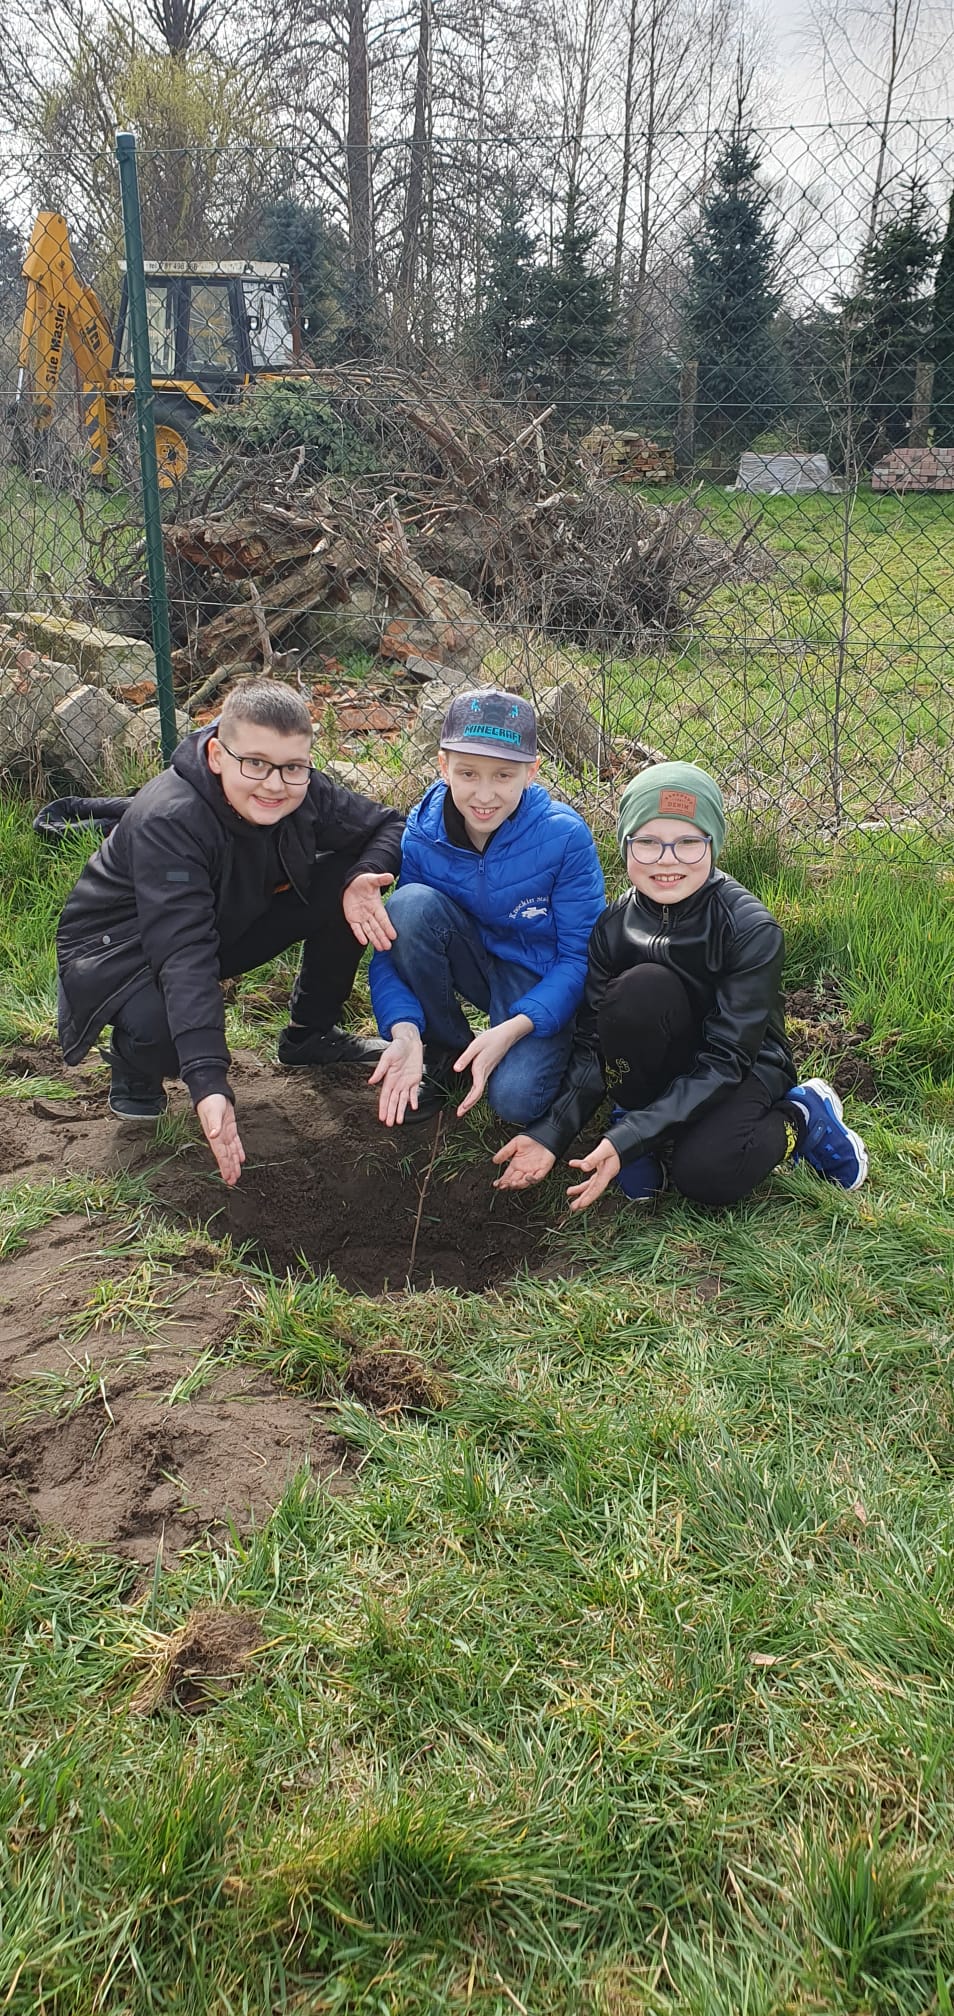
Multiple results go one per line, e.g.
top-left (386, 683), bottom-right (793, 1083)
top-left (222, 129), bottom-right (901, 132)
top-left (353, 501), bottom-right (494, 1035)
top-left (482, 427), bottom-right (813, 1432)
top-left (675, 359), bottom-right (698, 476)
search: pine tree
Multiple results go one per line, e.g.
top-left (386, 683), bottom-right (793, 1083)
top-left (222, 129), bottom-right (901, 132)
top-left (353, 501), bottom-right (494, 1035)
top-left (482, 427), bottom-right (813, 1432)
top-left (932, 187), bottom-right (954, 447)
top-left (837, 182), bottom-right (939, 464)
top-left (476, 188), bottom-right (542, 393)
top-left (253, 198), bottom-right (353, 356)
top-left (530, 194), bottom-right (617, 424)
top-left (683, 131), bottom-right (787, 457)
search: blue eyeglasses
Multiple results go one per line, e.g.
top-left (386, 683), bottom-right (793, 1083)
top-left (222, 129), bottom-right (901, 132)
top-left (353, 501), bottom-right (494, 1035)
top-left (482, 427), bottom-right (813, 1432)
top-left (627, 834), bottom-right (712, 865)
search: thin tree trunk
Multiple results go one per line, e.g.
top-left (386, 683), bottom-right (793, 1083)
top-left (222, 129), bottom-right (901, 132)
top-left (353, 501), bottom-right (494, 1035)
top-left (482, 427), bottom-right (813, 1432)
top-left (347, 0), bottom-right (375, 332)
top-left (473, 4), bottom-right (487, 325)
top-left (393, 0), bottom-right (431, 350)
top-left (625, 0), bottom-right (659, 366)
top-left (612, 0), bottom-right (639, 312)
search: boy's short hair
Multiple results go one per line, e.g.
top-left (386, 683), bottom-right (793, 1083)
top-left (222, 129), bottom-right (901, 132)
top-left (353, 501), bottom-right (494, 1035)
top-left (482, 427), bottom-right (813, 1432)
top-left (218, 680), bottom-right (313, 742)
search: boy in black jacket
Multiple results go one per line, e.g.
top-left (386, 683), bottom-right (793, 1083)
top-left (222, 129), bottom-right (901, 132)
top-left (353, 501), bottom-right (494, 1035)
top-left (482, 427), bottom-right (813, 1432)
top-left (493, 761), bottom-right (868, 1210)
top-left (57, 681), bottom-right (404, 1186)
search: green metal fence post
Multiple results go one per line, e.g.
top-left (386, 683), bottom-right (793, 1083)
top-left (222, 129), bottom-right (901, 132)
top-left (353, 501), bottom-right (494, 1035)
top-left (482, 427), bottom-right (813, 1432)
top-left (115, 128), bottom-right (177, 767)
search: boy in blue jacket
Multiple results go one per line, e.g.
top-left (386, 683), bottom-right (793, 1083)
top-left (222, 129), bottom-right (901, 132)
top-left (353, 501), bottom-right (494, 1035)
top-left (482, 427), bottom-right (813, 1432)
top-left (369, 689), bottom-right (605, 1126)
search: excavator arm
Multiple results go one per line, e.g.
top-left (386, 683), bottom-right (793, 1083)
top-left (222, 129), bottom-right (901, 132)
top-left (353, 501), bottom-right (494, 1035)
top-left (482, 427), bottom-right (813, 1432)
top-left (18, 213), bottom-right (114, 476)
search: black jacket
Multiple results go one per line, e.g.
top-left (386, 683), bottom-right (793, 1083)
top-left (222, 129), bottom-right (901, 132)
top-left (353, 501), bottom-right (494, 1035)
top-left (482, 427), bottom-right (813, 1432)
top-left (57, 725), bottom-right (404, 1098)
top-left (527, 870), bottom-right (796, 1164)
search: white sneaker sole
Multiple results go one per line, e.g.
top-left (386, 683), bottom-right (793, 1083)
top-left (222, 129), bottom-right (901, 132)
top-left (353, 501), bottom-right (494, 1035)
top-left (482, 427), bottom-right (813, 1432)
top-left (107, 1096), bottom-right (167, 1124)
top-left (800, 1077), bottom-right (869, 1189)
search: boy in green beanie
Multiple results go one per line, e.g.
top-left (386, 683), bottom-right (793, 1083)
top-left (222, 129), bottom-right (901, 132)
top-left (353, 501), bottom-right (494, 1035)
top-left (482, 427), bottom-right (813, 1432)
top-left (493, 760), bottom-right (868, 1208)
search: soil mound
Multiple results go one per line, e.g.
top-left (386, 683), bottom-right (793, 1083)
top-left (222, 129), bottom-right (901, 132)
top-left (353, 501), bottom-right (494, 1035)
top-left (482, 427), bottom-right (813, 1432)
top-left (130, 1607), bottom-right (265, 1714)
top-left (786, 981), bottom-right (878, 1101)
top-left (0, 1217), bottom-right (350, 1563)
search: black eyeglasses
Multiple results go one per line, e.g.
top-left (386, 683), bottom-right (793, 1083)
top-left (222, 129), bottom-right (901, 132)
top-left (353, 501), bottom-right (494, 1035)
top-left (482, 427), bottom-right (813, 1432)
top-left (627, 834), bottom-right (712, 865)
top-left (217, 739), bottom-right (313, 786)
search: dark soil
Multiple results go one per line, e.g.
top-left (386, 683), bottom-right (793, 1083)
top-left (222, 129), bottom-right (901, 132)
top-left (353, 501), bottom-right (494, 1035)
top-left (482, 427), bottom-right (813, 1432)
top-left (785, 978), bottom-right (879, 1102)
top-left (0, 1049), bottom-right (555, 1558)
top-left (0, 1050), bottom-right (553, 1296)
top-left (345, 1342), bottom-right (452, 1415)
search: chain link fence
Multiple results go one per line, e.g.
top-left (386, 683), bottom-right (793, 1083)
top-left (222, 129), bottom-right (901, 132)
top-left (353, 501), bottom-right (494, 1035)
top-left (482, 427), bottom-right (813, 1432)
top-left (1, 118), bottom-right (953, 853)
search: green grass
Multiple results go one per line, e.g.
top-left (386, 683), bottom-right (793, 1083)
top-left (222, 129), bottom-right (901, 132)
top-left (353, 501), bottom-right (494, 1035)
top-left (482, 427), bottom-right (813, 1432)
top-left (3, 1135), bottom-right (954, 2011)
top-left (0, 468), bottom-right (137, 604)
top-left (588, 484), bottom-right (954, 837)
top-left (3, 788), bottom-right (954, 2008)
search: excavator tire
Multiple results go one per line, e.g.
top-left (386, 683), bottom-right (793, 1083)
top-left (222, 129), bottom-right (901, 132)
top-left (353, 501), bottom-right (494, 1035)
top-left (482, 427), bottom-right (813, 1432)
top-left (118, 394), bottom-right (214, 494)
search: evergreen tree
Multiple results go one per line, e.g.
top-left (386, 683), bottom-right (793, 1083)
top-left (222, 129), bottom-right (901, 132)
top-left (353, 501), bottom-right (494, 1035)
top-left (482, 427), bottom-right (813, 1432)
top-left (682, 131), bottom-right (788, 457)
top-left (932, 187), bottom-right (954, 447)
top-left (0, 209), bottom-right (23, 329)
top-left (530, 195), bottom-right (617, 424)
top-left (253, 198), bottom-right (353, 357)
top-left (476, 188), bottom-right (542, 393)
top-left (837, 182), bottom-right (939, 464)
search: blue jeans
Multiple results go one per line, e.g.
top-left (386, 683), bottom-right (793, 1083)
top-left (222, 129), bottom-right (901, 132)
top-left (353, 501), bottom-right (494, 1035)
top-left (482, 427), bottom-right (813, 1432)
top-left (386, 883), bottom-right (574, 1127)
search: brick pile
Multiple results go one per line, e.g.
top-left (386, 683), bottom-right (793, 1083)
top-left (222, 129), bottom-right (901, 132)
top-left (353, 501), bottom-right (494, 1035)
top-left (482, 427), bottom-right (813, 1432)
top-left (871, 447), bottom-right (954, 491)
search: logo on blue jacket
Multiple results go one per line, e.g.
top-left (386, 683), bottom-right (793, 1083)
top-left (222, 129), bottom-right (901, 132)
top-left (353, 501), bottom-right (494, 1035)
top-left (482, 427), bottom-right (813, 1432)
top-left (509, 895), bottom-right (550, 922)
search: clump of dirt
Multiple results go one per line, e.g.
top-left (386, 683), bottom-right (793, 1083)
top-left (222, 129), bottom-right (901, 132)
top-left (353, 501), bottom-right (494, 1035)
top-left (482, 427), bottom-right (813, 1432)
top-left (345, 1342), bottom-right (451, 1416)
top-left (130, 1606), bottom-right (264, 1714)
top-left (785, 979), bottom-right (879, 1102)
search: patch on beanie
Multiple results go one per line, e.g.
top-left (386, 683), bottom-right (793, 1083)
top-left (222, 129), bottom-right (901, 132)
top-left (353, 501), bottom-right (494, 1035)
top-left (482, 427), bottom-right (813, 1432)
top-left (658, 788), bottom-right (698, 817)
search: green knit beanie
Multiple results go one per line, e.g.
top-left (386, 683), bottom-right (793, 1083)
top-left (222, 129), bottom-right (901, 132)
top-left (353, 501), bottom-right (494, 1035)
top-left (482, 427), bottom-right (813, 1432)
top-left (616, 761), bottom-right (726, 861)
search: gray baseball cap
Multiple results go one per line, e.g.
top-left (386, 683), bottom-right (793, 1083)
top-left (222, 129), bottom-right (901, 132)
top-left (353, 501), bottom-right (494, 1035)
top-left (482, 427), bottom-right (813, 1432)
top-left (439, 688), bottom-right (538, 762)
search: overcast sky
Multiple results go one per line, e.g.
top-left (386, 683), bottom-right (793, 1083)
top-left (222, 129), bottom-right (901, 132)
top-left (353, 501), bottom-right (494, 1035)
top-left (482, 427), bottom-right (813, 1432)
top-left (758, 0), bottom-right (954, 125)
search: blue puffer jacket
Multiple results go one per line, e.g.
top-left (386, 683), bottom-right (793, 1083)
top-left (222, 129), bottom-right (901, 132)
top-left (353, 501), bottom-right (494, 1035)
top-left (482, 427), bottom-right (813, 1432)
top-left (369, 780), bottom-right (605, 1040)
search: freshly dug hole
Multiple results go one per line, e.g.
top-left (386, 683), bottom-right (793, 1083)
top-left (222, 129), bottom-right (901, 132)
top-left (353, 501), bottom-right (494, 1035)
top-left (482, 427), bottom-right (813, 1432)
top-left (149, 1067), bottom-right (553, 1294)
top-left (224, 1137), bottom-right (550, 1293)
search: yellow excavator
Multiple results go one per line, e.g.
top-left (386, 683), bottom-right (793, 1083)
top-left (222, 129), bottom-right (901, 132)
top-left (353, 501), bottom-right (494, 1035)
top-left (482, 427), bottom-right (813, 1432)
top-left (15, 212), bottom-right (304, 486)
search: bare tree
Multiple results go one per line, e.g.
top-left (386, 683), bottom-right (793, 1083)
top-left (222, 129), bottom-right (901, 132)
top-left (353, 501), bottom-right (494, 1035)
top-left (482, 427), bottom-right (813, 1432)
top-left (392, 0), bottom-right (433, 347)
top-left (803, 0), bottom-right (954, 246)
top-left (610, 0), bottom-right (736, 344)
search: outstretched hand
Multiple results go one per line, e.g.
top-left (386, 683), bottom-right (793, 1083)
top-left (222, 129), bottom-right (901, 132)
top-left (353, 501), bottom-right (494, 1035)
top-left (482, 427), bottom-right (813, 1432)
top-left (492, 1135), bottom-right (556, 1190)
top-left (196, 1093), bottom-right (246, 1187)
top-left (454, 1014), bottom-right (532, 1118)
top-left (566, 1137), bottom-right (621, 1211)
top-left (369, 1022), bottom-right (425, 1127)
top-left (342, 872), bottom-right (396, 951)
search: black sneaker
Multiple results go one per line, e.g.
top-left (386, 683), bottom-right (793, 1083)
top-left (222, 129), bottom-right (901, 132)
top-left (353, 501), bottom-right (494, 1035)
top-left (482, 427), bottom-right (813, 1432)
top-left (277, 1024), bottom-right (387, 1067)
top-left (102, 1050), bottom-right (168, 1122)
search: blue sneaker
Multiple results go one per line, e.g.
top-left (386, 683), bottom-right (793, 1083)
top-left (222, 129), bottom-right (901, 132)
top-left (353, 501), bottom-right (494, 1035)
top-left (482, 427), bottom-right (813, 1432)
top-left (788, 1078), bottom-right (868, 1190)
top-left (609, 1106), bottom-right (665, 1202)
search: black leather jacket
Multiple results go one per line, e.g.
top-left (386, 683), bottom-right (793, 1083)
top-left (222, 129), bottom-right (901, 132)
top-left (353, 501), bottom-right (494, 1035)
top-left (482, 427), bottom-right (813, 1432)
top-left (527, 870), bottom-right (796, 1165)
top-left (57, 724), bottom-right (404, 1101)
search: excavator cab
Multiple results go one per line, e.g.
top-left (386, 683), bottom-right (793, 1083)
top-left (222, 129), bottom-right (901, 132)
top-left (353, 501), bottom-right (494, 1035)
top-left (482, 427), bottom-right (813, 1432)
top-left (111, 261), bottom-right (299, 483)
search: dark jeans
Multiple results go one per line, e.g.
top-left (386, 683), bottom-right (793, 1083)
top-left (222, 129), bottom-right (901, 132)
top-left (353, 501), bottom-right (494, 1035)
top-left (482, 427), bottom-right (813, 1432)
top-left (598, 963), bottom-right (790, 1208)
top-left (111, 850), bottom-right (366, 1086)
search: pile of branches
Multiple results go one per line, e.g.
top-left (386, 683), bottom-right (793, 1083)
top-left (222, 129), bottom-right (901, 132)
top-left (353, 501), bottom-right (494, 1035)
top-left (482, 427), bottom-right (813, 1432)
top-left (163, 364), bottom-right (754, 688)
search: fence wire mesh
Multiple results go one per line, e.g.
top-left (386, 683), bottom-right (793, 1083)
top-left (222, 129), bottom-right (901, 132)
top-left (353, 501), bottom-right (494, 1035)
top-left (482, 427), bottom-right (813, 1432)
top-left (2, 117), bottom-right (953, 851)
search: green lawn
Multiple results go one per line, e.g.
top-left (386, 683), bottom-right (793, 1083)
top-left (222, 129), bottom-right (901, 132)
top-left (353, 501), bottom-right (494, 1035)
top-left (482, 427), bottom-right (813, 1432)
top-left (2, 803), bottom-right (954, 2011)
top-left (588, 485), bottom-right (954, 840)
